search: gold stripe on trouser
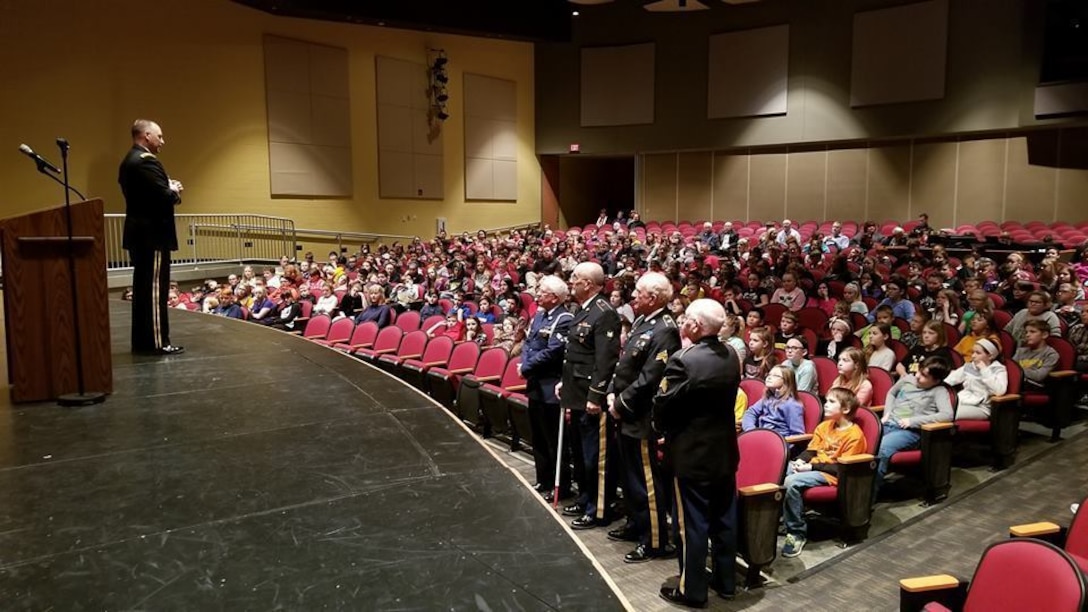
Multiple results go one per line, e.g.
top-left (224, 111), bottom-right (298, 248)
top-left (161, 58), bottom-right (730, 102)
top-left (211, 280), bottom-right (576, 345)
top-left (596, 412), bottom-right (607, 519)
top-left (150, 250), bottom-right (162, 348)
top-left (673, 479), bottom-right (687, 593)
top-left (640, 440), bottom-right (659, 548)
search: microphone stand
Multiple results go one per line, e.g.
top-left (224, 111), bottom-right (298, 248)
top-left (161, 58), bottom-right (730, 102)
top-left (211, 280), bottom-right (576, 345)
top-left (55, 139), bottom-right (106, 407)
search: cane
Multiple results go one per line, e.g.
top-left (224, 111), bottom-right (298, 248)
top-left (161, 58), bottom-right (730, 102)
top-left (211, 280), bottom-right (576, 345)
top-left (552, 405), bottom-right (566, 510)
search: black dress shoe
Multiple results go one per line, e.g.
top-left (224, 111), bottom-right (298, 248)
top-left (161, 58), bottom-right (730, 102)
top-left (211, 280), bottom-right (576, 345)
top-left (571, 515), bottom-right (604, 530)
top-left (708, 576), bottom-right (736, 600)
top-left (659, 587), bottom-right (706, 608)
top-left (533, 483), bottom-right (547, 493)
top-left (561, 503), bottom-right (585, 517)
top-left (625, 543), bottom-right (677, 563)
top-left (607, 526), bottom-right (640, 542)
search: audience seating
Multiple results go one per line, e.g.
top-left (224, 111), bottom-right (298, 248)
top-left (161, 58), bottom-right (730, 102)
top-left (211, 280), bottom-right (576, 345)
top-left (812, 357), bottom-right (839, 397)
top-left (396, 310), bottom-right (421, 332)
top-left (954, 362), bottom-right (1023, 470)
top-left (377, 330), bottom-right (427, 373)
top-left (884, 385), bottom-right (959, 505)
top-left (311, 316), bottom-right (354, 347)
top-left (478, 357), bottom-right (526, 442)
top-left (1007, 493), bottom-right (1088, 575)
top-left (785, 391), bottom-right (824, 456)
top-left (332, 321), bottom-right (378, 354)
top-left (425, 342), bottom-right (482, 410)
top-left (295, 314), bottom-right (331, 340)
top-left (355, 326), bottom-right (404, 364)
top-left (868, 367), bottom-right (895, 407)
top-left (421, 315), bottom-right (445, 333)
top-left (506, 389), bottom-right (533, 451)
top-left (800, 407), bottom-right (881, 544)
top-left (456, 349), bottom-right (509, 426)
top-left (735, 428), bottom-right (789, 589)
top-left (762, 304), bottom-right (788, 330)
top-left (897, 539), bottom-right (1086, 612)
top-left (797, 307), bottom-right (829, 337)
top-left (400, 335), bottom-right (454, 390)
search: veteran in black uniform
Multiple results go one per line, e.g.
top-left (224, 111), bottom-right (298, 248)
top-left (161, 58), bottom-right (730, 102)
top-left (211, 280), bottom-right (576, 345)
top-left (559, 262), bottom-right (621, 529)
top-left (607, 272), bottom-right (681, 563)
top-left (653, 298), bottom-right (741, 607)
top-left (119, 119), bottom-right (184, 355)
top-left (518, 275), bottom-right (574, 502)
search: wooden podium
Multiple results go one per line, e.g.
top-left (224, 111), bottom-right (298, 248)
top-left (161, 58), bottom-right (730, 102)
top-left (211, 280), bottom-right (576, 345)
top-left (0, 199), bottom-right (112, 403)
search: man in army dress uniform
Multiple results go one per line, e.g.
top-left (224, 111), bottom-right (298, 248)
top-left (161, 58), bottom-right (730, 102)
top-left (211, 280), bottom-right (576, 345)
top-left (607, 272), bottom-right (681, 563)
top-left (518, 275), bottom-right (574, 502)
top-left (119, 119), bottom-right (184, 355)
top-left (558, 262), bottom-right (621, 529)
top-left (653, 299), bottom-right (741, 607)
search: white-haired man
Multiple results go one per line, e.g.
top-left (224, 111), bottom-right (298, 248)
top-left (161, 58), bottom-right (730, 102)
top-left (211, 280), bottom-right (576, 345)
top-left (653, 298), bottom-right (740, 606)
top-left (559, 262), bottom-right (621, 530)
top-left (606, 272), bottom-right (681, 563)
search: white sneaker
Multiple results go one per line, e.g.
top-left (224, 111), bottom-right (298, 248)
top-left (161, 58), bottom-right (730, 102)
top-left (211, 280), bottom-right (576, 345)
top-left (1072, 503), bottom-right (1080, 515)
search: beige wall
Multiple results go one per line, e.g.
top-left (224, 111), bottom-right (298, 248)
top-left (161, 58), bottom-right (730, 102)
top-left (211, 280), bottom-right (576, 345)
top-left (0, 0), bottom-right (539, 239)
top-left (639, 129), bottom-right (1088, 226)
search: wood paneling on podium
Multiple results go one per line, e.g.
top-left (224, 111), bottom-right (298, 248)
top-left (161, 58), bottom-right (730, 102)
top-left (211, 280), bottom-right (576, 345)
top-left (0, 199), bottom-right (112, 402)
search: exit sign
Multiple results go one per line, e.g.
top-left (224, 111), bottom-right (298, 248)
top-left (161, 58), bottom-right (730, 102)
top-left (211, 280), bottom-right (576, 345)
top-left (569, 143), bottom-right (580, 153)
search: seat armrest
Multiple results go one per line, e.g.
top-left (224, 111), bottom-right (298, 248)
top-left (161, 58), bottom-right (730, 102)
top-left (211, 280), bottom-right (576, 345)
top-left (785, 433), bottom-right (813, 444)
top-left (838, 453), bottom-right (875, 465)
top-left (450, 367), bottom-right (475, 374)
top-left (870, 404), bottom-right (884, 413)
top-left (474, 374), bottom-right (501, 383)
top-left (506, 384), bottom-right (527, 392)
top-left (374, 347), bottom-right (398, 355)
top-left (738, 483), bottom-right (780, 497)
top-left (399, 353), bottom-right (422, 360)
top-left (1049, 370), bottom-right (1077, 379)
top-left (424, 360), bottom-right (447, 367)
top-left (899, 574), bottom-right (961, 593)
top-left (920, 421), bottom-right (954, 432)
top-left (989, 393), bottom-right (1020, 404)
top-left (1009, 521), bottom-right (1061, 538)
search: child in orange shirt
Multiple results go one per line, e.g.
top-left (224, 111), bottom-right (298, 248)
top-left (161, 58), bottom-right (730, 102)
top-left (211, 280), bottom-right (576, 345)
top-left (781, 388), bottom-right (868, 558)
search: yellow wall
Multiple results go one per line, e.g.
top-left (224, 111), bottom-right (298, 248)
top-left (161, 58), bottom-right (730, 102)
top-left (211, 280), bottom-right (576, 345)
top-left (0, 0), bottom-right (540, 238)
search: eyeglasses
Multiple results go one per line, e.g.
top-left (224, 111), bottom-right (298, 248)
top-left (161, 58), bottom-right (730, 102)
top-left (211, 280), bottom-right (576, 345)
top-left (785, 345), bottom-right (804, 351)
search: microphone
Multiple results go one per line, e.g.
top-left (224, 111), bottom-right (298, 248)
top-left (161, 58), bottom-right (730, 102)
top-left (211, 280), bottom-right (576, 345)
top-left (18, 144), bottom-right (61, 174)
top-left (56, 137), bottom-right (70, 153)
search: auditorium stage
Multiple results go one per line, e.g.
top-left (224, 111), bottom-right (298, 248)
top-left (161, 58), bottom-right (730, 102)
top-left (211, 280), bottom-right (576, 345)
top-left (0, 302), bottom-right (625, 609)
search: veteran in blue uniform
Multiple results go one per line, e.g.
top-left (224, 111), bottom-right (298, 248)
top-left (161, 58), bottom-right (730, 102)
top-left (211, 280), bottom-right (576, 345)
top-left (607, 272), bottom-right (681, 563)
top-left (558, 262), bottom-right (621, 529)
top-left (119, 119), bottom-right (184, 355)
top-left (653, 299), bottom-right (741, 607)
top-left (518, 275), bottom-right (574, 501)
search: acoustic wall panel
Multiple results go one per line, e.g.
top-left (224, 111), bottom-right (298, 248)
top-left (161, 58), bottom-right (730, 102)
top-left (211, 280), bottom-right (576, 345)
top-left (376, 56), bottom-right (444, 199)
top-left (464, 73), bottom-right (517, 201)
top-left (707, 25), bottom-right (789, 119)
top-left (850, 0), bottom-right (948, 107)
top-left (581, 43), bottom-right (655, 127)
top-left (911, 142), bottom-right (957, 229)
top-left (1005, 135), bottom-right (1056, 222)
top-left (677, 152), bottom-right (713, 224)
top-left (785, 150), bottom-right (826, 223)
top-left (642, 153), bottom-right (678, 222)
top-left (712, 154), bottom-right (749, 222)
top-left (749, 153), bottom-right (787, 221)
top-left (955, 139), bottom-right (1005, 225)
top-left (867, 145), bottom-right (912, 222)
top-left (265, 36), bottom-right (353, 197)
top-left (826, 149), bottom-right (868, 224)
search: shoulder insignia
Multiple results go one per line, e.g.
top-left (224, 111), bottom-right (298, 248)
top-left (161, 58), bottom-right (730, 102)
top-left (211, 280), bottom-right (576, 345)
top-left (139, 152), bottom-right (156, 159)
top-left (595, 298), bottom-right (615, 312)
top-left (655, 350), bottom-right (669, 363)
top-left (659, 377), bottom-right (668, 393)
top-left (662, 314), bottom-right (677, 328)
top-left (648, 318), bottom-right (656, 326)
top-left (606, 330), bottom-right (614, 338)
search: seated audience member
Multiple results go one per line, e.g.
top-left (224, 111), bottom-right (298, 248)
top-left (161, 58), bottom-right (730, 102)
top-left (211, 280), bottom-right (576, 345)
top-left (248, 286), bottom-right (277, 324)
top-left (774, 311), bottom-right (802, 350)
top-left (829, 347), bottom-right (873, 408)
top-left (721, 287), bottom-right (744, 317)
top-left (864, 323), bottom-right (897, 372)
top-left (419, 292), bottom-right (444, 320)
top-left (734, 388), bottom-right (748, 424)
top-left (354, 284), bottom-right (393, 328)
top-left (958, 289), bottom-right (992, 335)
top-left (202, 295), bottom-right (219, 314)
top-left (1069, 309), bottom-right (1088, 373)
top-left (212, 290), bottom-right (243, 319)
top-left (858, 305), bottom-right (902, 346)
top-left (843, 282), bottom-right (869, 315)
top-left (463, 316), bottom-right (488, 346)
top-left (811, 282), bottom-right (838, 318)
top-left (426, 311), bottom-right (465, 341)
top-left (720, 312), bottom-right (748, 363)
top-left (741, 272), bottom-right (770, 307)
top-left (1013, 319), bottom-right (1059, 390)
top-left (771, 272), bottom-right (806, 312)
top-left (867, 277), bottom-right (915, 323)
top-left (609, 289), bottom-right (635, 325)
top-left (780, 388), bottom-right (867, 558)
top-left (744, 326), bottom-right (778, 379)
top-left (931, 289), bottom-right (962, 326)
top-left (272, 289), bottom-right (303, 332)
top-left (900, 311), bottom-right (931, 351)
top-left (818, 317), bottom-right (854, 362)
top-left (1005, 290), bottom-right (1062, 343)
top-left (680, 276), bottom-right (705, 302)
top-left (339, 281), bottom-right (364, 320)
top-left (313, 282), bottom-right (339, 317)
top-left (954, 311), bottom-right (1001, 362)
top-left (875, 356), bottom-right (954, 492)
top-left (492, 317), bottom-right (526, 357)
top-left (741, 365), bottom-right (806, 437)
top-left (297, 283), bottom-right (316, 306)
top-left (897, 320), bottom-right (955, 378)
top-left (782, 339), bottom-right (818, 394)
top-left (944, 338), bottom-right (1008, 421)
top-left (1054, 282), bottom-right (1083, 327)
top-left (475, 296), bottom-right (498, 324)
top-left (745, 307), bottom-right (765, 332)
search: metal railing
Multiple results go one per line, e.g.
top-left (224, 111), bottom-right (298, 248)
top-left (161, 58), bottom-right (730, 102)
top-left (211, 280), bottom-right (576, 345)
top-left (105, 214), bottom-right (296, 270)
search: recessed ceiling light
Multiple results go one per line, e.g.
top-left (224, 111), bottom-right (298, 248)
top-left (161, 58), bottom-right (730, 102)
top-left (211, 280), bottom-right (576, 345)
top-left (572, 10), bottom-right (580, 16)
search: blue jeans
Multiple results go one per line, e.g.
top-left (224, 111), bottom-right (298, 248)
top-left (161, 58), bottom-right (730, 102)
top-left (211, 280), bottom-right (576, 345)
top-left (875, 420), bottom-right (921, 492)
top-left (782, 467), bottom-right (829, 537)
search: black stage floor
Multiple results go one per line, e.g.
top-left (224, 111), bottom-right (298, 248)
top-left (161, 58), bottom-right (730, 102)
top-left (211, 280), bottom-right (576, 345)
top-left (0, 303), bottom-right (624, 610)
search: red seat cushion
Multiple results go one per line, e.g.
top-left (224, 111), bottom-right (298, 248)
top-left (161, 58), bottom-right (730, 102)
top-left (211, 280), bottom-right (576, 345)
top-left (1071, 552), bottom-right (1088, 574)
top-left (956, 420), bottom-right (990, 434)
top-left (890, 449), bottom-right (922, 467)
top-left (802, 485), bottom-right (838, 504)
top-left (402, 358), bottom-right (426, 371)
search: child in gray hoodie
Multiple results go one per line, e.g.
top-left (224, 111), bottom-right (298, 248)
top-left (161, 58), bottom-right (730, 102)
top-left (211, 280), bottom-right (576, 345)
top-left (875, 355), bottom-right (954, 493)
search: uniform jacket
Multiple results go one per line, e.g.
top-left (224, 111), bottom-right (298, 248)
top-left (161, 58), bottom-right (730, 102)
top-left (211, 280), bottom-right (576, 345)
top-left (520, 304), bottom-right (573, 404)
top-left (611, 308), bottom-right (681, 439)
top-left (561, 293), bottom-right (621, 411)
top-left (652, 336), bottom-right (740, 482)
top-left (119, 146), bottom-right (181, 251)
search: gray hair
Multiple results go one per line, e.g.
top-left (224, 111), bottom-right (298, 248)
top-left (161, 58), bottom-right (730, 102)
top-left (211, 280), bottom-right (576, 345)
top-left (685, 299), bottom-right (726, 336)
top-left (573, 261), bottom-right (605, 287)
top-left (537, 275), bottom-right (569, 301)
top-left (636, 272), bottom-right (673, 306)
